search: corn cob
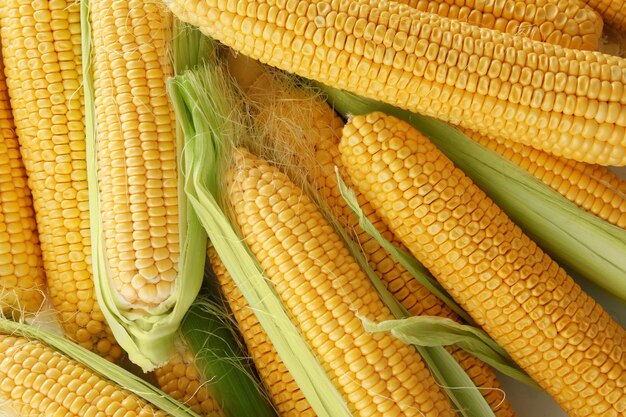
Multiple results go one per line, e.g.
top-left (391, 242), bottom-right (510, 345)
top-left (90, 0), bottom-right (179, 309)
top-left (242, 71), bottom-right (515, 416)
top-left (460, 127), bottom-right (626, 228)
top-left (167, 0), bottom-right (626, 166)
top-left (155, 349), bottom-right (224, 417)
top-left (0, 49), bottom-right (46, 318)
top-left (581, 0), bottom-right (625, 32)
top-left (0, 333), bottom-right (169, 416)
top-left (0, 0), bottom-right (120, 360)
top-left (399, 0), bottom-right (603, 50)
top-left (340, 111), bottom-right (626, 417)
top-left (213, 148), bottom-right (457, 417)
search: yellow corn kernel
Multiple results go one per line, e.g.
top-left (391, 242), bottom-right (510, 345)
top-left (0, 48), bottom-right (46, 317)
top-left (399, 0), bottom-right (602, 50)
top-left (0, 333), bottom-right (169, 416)
top-left (90, 0), bottom-right (179, 309)
top-left (167, 0), bottom-right (626, 166)
top-left (461, 127), bottom-right (626, 228)
top-left (340, 112), bottom-right (626, 417)
top-left (581, 0), bottom-right (626, 32)
top-left (155, 348), bottom-right (224, 416)
top-left (0, 0), bottom-right (120, 360)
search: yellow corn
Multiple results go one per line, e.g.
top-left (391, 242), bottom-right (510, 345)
top-left (581, 0), bottom-right (626, 32)
top-left (0, 0), bottom-right (120, 360)
top-left (167, 0), bottom-right (626, 166)
top-left (0, 333), bottom-right (169, 416)
top-left (340, 111), bottom-right (626, 417)
top-left (399, 0), bottom-right (602, 50)
top-left (213, 148), bottom-right (457, 417)
top-left (242, 71), bottom-right (515, 416)
top-left (0, 49), bottom-right (46, 317)
top-left (460, 127), bottom-right (626, 228)
top-left (154, 349), bottom-right (224, 417)
top-left (90, 0), bottom-right (179, 309)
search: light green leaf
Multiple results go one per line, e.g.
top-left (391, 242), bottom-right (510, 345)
top-left (361, 316), bottom-right (539, 389)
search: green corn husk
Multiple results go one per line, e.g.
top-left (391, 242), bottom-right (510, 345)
top-left (178, 294), bottom-right (277, 417)
top-left (81, 4), bottom-right (207, 370)
top-left (322, 86), bottom-right (626, 303)
top-left (0, 317), bottom-right (205, 417)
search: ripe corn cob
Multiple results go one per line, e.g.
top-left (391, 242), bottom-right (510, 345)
top-left (209, 248), bottom-right (313, 417)
top-left (340, 112), bottom-right (626, 417)
top-left (155, 349), bottom-right (224, 417)
top-left (399, 0), bottom-right (602, 50)
top-left (242, 71), bottom-right (515, 416)
top-left (460, 127), bottom-right (626, 228)
top-left (90, 0), bottom-right (179, 309)
top-left (0, 333), bottom-right (169, 416)
top-left (167, 0), bottom-right (626, 166)
top-left (0, 50), bottom-right (46, 318)
top-left (0, 0), bottom-right (120, 360)
top-left (214, 148), bottom-right (457, 417)
top-left (581, 0), bottom-right (625, 32)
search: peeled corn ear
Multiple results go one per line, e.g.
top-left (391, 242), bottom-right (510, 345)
top-left (340, 112), bottom-right (626, 417)
top-left (0, 48), bottom-right (45, 318)
top-left (0, 0), bottom-right (120, 360)
top-left (167, 0), bottom-right (626, 166)
top-left (82, 0), bottom-right (207, 370)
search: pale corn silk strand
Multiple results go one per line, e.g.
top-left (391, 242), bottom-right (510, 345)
top-left (90, 0), bottom-right (180, 310)
top-left (0, 49), bottom-right (46, 318)
top-left (339, 112), bottom-right (626, 417)
top-left (165, 0), bottom-right (626, 166)
top-left (0, 0), bottom-right (121, 360)
top-left (236, 67), bottom-right (515, 417)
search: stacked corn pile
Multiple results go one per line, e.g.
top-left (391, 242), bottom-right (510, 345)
top-left (0, 0), bottom-right (624, 416)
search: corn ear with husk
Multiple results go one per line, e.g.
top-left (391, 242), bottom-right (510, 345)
top-left (322, 86), bottom-right (626, 303)
top-left (167, 40), bottom-right (537, 417)
top-left (81, 1), bottom-right (207, 370)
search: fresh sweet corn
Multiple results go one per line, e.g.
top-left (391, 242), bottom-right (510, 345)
top-left (0, 333), bottom-right (169, 416)
top-left (166, 0), bottom-right (626, 166)
top-left (90, 0), bottom-right (179, 309)
top-left (340, 112), bottom-right (626, 417)
top-left (0, 0), bottom-right (120, 360)
top-left (212, 147), bottom-right (458, 417)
